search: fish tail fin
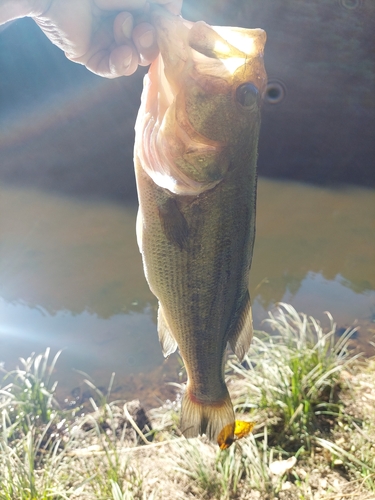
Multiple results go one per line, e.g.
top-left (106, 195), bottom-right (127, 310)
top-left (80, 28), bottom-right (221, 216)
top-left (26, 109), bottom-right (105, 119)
top-left (180, 386), bottom-right (235, 442)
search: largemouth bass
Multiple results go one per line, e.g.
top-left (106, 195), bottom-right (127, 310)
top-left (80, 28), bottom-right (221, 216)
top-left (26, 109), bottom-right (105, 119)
top-left (134, 6), bottom-right (266, 442)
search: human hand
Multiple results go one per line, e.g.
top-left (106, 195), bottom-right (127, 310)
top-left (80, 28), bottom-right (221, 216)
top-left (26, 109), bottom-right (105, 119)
top-left (31, 0), bottom-right (182, 78)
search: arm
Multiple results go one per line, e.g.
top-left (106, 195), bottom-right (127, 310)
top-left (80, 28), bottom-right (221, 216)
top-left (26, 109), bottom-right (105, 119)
top-left (0, 1), bottom-right (45, 23)
top-left (0, 0), bottom-right (182, 77)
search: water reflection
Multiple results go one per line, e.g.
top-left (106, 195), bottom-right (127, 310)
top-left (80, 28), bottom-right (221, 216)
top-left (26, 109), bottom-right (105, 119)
top-left (252, 180), bottom-right (375, 304)
top-left (0, 179), bottom-right (374, 401)
top-left (0, 188), bottom-right (153, 316)
top-left (0, 299), bottom-right (163, 392)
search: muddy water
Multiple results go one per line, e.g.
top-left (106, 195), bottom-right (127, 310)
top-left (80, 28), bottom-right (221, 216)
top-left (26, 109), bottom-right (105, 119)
top-left (1, 0), bottom-right (374, 411)
top-left (0, 180), bottom-right (374, 408)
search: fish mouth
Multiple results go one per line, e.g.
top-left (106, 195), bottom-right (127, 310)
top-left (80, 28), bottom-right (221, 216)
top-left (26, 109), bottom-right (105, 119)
top-left (134, 6), bottom-right (266, 195)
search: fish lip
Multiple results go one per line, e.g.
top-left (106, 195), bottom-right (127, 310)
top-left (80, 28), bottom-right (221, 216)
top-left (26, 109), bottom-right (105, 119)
top-left (148, 8), bottom-right (231, 150)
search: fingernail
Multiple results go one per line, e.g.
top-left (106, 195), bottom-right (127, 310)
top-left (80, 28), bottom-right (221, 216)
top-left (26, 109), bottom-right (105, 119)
top-left (122, 16), bottom-right (133, 39)
top-left (138, 30), bottom-right (154, 49)
top-left (123, 53), bottom-right (132, 69)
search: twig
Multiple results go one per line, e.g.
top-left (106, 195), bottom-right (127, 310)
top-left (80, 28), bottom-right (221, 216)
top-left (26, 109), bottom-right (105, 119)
top-left (123, 403), bottom-right (151, 446)
top-left (352, 421), bottom-right (375, 444)
top-left (67, 437), bottom-right (186, 456)
top-left (322, 493), bottom-right (373, 500)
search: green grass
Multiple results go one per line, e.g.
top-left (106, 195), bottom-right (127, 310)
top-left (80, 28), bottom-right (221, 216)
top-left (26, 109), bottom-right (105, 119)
top-left (229, 303), bottom-right (362, 452)
top-left (0, 349), bottom-right (61, 439)
top-left (0, 304), bottom-right (374, 499)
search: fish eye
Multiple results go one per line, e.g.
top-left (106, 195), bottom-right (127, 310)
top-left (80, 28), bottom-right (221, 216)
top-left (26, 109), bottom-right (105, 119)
top-left (235, 83), bottom-right (259, 108)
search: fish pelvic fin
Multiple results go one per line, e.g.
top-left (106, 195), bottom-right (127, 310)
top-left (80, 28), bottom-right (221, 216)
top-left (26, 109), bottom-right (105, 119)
top-left (158, 305), bottom-right (178, 357)
top-left (228, 290), bottom-right (254, 362)
top-left (181, 386), bottom-right (235, 442)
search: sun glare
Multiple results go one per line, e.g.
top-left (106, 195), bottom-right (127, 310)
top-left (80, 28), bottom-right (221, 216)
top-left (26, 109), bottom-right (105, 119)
top-left (220, 57), bottom-right (247, 75)
top-left (213, 28), bottom-right (256, 55)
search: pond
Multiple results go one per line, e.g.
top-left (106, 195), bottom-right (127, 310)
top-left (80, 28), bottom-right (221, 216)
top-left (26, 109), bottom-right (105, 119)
top-left (1, 178), bottom-right (374, 408)
top-left (0, 2), bottom-right (374, 409)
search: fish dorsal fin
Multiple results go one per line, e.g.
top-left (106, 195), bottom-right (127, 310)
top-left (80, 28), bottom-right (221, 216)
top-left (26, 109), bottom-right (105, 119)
top-left (228, 290), bottom-right (253, 362)
top-left (158, 304), bottom-right (178, 357)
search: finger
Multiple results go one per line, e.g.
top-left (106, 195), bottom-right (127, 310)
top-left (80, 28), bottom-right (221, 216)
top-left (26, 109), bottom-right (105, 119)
top-left (114, 13), bottom-right (158, 67)
top-left (113, 11), bottom-right (133, 44)
top-left (110, 44), bottom-right (140, 76)
top-left (82, 48), bottom-right (116, 78)
top-left (132, 22), bottom-right (159, 66)
top-left (83, 43), bottom-right (138, 78)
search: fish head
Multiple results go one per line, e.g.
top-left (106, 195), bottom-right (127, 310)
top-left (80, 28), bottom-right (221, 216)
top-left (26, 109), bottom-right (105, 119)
top-left (135, 6), bottom-right (267, 195)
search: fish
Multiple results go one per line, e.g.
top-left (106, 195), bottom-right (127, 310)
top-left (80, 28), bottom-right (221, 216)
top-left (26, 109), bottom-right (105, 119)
top-left (133, 5), bottom-right (267, 442)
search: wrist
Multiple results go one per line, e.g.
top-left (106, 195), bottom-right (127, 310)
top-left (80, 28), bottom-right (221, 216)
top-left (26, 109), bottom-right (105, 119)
top-left (0, 0), bottom-right (50, 24)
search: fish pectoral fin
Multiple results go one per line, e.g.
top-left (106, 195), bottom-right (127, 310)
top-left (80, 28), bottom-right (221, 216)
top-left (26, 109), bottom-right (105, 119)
top-left (158, 305), bottom-right (178, 358)
top-left (228, 290), bottom-right (253, 362)
top-left (158, 197), bottom-right (189, 250)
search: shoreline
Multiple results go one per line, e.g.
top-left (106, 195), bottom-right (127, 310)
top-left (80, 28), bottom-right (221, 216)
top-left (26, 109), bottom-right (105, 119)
top-left (1, 304), bottom-right (374, 499)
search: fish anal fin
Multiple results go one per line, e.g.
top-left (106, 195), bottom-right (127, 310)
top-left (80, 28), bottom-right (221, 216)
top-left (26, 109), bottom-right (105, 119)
top-left (228, 290), bottom-right (253, 362)
top-left (158, 197), bottom-right (189, 250)
top-left (181, 385), bottom-right (235, 442)
top-left (158, 305), bottom-right (178, 358)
